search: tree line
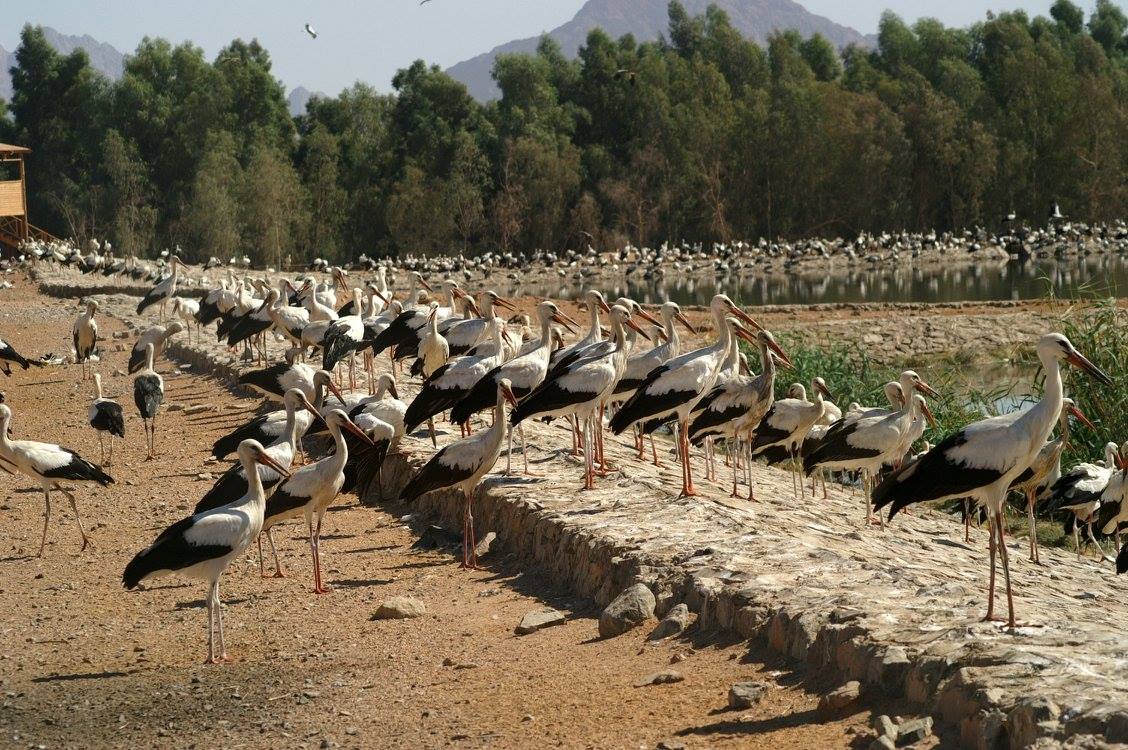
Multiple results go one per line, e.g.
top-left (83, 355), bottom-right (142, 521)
top-left (2, 0), bottom-right (1127, 265)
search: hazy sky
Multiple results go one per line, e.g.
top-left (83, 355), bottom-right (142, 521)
top-left (4, 1), bottom-right (1070, 94)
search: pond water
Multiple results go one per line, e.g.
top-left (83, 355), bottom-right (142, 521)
top-left (507, 254), bottom-right (1128, 307)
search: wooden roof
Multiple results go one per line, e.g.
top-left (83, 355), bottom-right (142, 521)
top-left (0, 143), bottom-right (30, 157)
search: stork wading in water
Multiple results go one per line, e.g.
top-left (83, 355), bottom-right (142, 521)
top-left (136, 255), bottom-right (182, 321)
top-left (123, 440), bottom-right (290, 663)
top-left (88, 373), bottom-right (125, 468)
top-left (1008, 398), bottom-right (1093, 563)
top-left (134, 343), bottom-right (165, 460)
top-left (258, 409), bottom-right (373, 591)
top-left (401, 379), bottom-right (519, 568)
top-left (872, 333), bottom-right (1112, 629)
top-left (609, 294), bottom-right (762, 497)
top-left (73, 300), bottom-right (99, 380)
top-left (0, 403), bottom-right (112, 556)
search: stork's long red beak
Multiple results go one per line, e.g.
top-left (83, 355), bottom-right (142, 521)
top-left (493, 295), bottom-right (519, 313)
top-left (418, 278), bottom-right (433, 293)
top-left (624, 317), bottom-right (651, 341)
top-left (256, 450), bottom-right (292, 479)
top-left (326, 379), bottom-right (347, 405)
top-left (1067, 350), bottom-right (1113, 386)
top-left (597, 297), bottom-right (613, 314)
top-left (1067, 402), bottom-right (1096, 430)
top-left (914, 379), bottom-right (941, 398)
top-left (551, 311), bottom-right (578, 335)
top-left (341, 415), bottom-right (376, 445)
top-left (675, 311), bottom-right (696, 335)
top-left (726, 303), bottom-right (763, 331)
top-left (500, 383), bottom-right (519, 407)
top-left (635, 307), bottom-right (662, 327)
top-left (921, 399), bottom-right (938, 428)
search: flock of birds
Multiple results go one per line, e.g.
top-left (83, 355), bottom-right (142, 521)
top-left (0, 238), bottom-right (1125, 662)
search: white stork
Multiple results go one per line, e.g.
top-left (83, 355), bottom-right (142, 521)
top-left (0, 403), bottom-right (112, 555)
top-left (73, 300), bottom-right (99, 380)
top-left (748, 377), bottom-right (834, 498)
top-left (450, 301), bottom-right (578, 473)
top-left (1009, 398), bottom-right (1093, 563)
top-left (873, 333), bottom-right (1112, 628)
top-left (514, 306), bottom-right (650, 490)
top-left (133, 343), bottom-right (165, 460)
top-left (1045, 441), bottom-right (1120, 561)
top-left (136, 255), bottom-right (182, 320)
top-left (170, 297), bottom-right (201, 345)
top-left (609, 294), bottom-right (761, 497)
top-left (213, 370), bottom-right (340, 459)
top-left (258, 409), bottom-right (373, 591)
top-left (128, 322), bottom-right (184, 374)
top-left (123, 439), bottom-right (289, 663)
top-left (88, 373), bottom-right (125, 467)
top-left (401, 379), bottom-right (519, 567)
top-left (0, 337), bottom-right (41, 376)
top-left (238, 349), bottom-right (323, 401)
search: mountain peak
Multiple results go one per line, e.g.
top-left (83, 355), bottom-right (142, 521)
top-left (446, 0), bottom-right (871, 101)
top-left (0, 26), bottom-right (126, 102)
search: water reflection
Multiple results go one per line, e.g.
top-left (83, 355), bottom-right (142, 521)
top-left (505, 254), bottom-right (1128, 307)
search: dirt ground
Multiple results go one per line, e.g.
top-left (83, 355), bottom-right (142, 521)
top-left (0, 278), bottom-right (938, 749)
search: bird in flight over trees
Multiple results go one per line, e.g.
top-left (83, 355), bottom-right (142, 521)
top-left (304, 23), bottom-right (318, 39)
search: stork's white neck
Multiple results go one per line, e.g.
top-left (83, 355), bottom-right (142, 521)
top-left (1021, 352), bottom-right (1065, 448)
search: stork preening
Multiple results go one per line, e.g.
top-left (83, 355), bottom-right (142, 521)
top-left (402, 379), bottom-right (519, 567)
top-left (73, 300), bottom-right (99, 380)
top-left (0, 403), bottom-right (112, 556)
top-left (128, 322), bottom-right (184, 374)
top-left (89, 373), bottom-right (125, 467)
top-left (133, 343), bottom-right (165, 459)
top-left (123, 439), bottom-right (289, 663)
top-left (873, 333), bottom-right (1112, 628)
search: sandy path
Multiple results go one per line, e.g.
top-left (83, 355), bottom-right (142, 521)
top-left (0, 278), bottom-right (932, 749)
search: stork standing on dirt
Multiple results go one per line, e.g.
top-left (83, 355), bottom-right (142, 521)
top-left (402, 379), bottom-right (519, 568)
top-left (258, 409), bottom-right (373, 590)
top-left (0, 403), bottom-right (112, 556)
top-left (872, 333), bottom-right (1112, 629)
top-left (128, 322), bottom-right (184, 374)
top-left (136, 255), bottom-right (181, 321)
top-left (0, 337), bottom-right (41, 376)
top-left (170, 297), bottom-right (201, 345)
top-left (73, 300), bottom-right (99, 380)
top-left (123, 439), bottom-right (289, 663)
top-left (133, 343), bottom-right (164, 460)
top-left (88, 373), bottom-right (125, 468)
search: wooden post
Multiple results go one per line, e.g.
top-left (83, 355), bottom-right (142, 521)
top-left (18, 154), bottom-right (27, 241)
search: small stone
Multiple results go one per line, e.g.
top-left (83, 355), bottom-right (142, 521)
top-left (819, 680), bottom-right (861, 712)
top-left (371, 596), bottom-right (427, 620)
top-left (195, 473), bottom-right (214, 481)
top-left (344, 727), bottom-right (358, 736)
top-left (657, 741), bottom-right (686, 750)
top-left (599, 582), bottom-right (656, 638)
top-left (873, 714), bottom-right (896, 739)
top-left (515, 608), bottom-right (565, 635)
top-left (633, 670), bottom-right (684, 687)
top-left (521, 715), bottom-right (533, 722)
top-left (474, 531), bottom-right (496, 558)
top-left (728, 681), bottom-right (768, 710)
top-left (868, 736), bottom-right (896, 750)
top-left (648, 602), bottom-right (689, 640)
top-left (113, 369), bottom-right (126, 377)
top-left (895, 716), bottom-right (932, 746)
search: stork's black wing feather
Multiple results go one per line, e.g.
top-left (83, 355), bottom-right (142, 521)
top-left (40, 448), bottom-right (114, 486)
top-left (872, 430), bottom-right (1002, 519)
top-left (90, 401), bottom-right (125, 438)
top-left (122, 515), bottom-right (229, 589)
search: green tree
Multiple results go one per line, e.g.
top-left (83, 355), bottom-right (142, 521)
top-left (241, 142), bottom-right (305, 268)
top-left (182, 131), bottom-right (242, 262)
top-left (102, 129), bottom-right (156, 258)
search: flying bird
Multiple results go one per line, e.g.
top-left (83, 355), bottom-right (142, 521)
top-left (304, 23), bottom-right (318, 39)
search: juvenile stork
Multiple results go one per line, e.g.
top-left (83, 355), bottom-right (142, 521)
top-left (136, 255), bottom-right (182, 320)
top-left (133, 343), bottom-right (165, 459)
top-left (128, 322), bottom-right (184, 374)
top-left (0, 403), bottom-right (112, 555)
top-left (873, 333), bottom-right (1112, 628)
top-left (513, 306), bottom-right (650, 489)
top-left (402, 379), bottom-right (519, 567)
top-left (1044, 441), bottom-right (1120, 561)
top-left (73, 300), bottom-right (99, 380)
top-left (123, 440), bottom-right (289, 663)
top-left (258, 409), bottom-right (373, 591)
top-left (609, 295), bottom-right (761, 497)
top-left (1009, 398), bottom-right (1093, 563)
top-left (88, 373), bottom-right (125, 467)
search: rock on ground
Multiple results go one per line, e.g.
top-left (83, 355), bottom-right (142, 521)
top-left (728, 681), bottom-right (768, 710)
top-left (599, 583), bottom-right (655, 638)
top-left (633, 670), bottom-right (684, 688)
top-left (372, 596), bottom-right (427, 620)
top-left (648, 602), bottom-right (689, 641)
top-left (819, 681), bottom-right (861, 712)
top-left (515, 608), bottom-right (565, 635)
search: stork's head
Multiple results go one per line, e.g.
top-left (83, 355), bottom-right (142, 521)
top-left (710, 294), bottom-right (761, 331)
top-left (324, 408), bottom-right (375, 445)
top-left (661, 301), bottom-right (696, 334)
top-left (900, 370), bottom-right (940, 398)
top-left (374, 373), bottom-right (399, 400)
top-left (237, 439), bottom-right (292, 478)
top-left (1038, 333), bottom-right (1112, 385)
top-left (755, 330), bottom-right (792, 369)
